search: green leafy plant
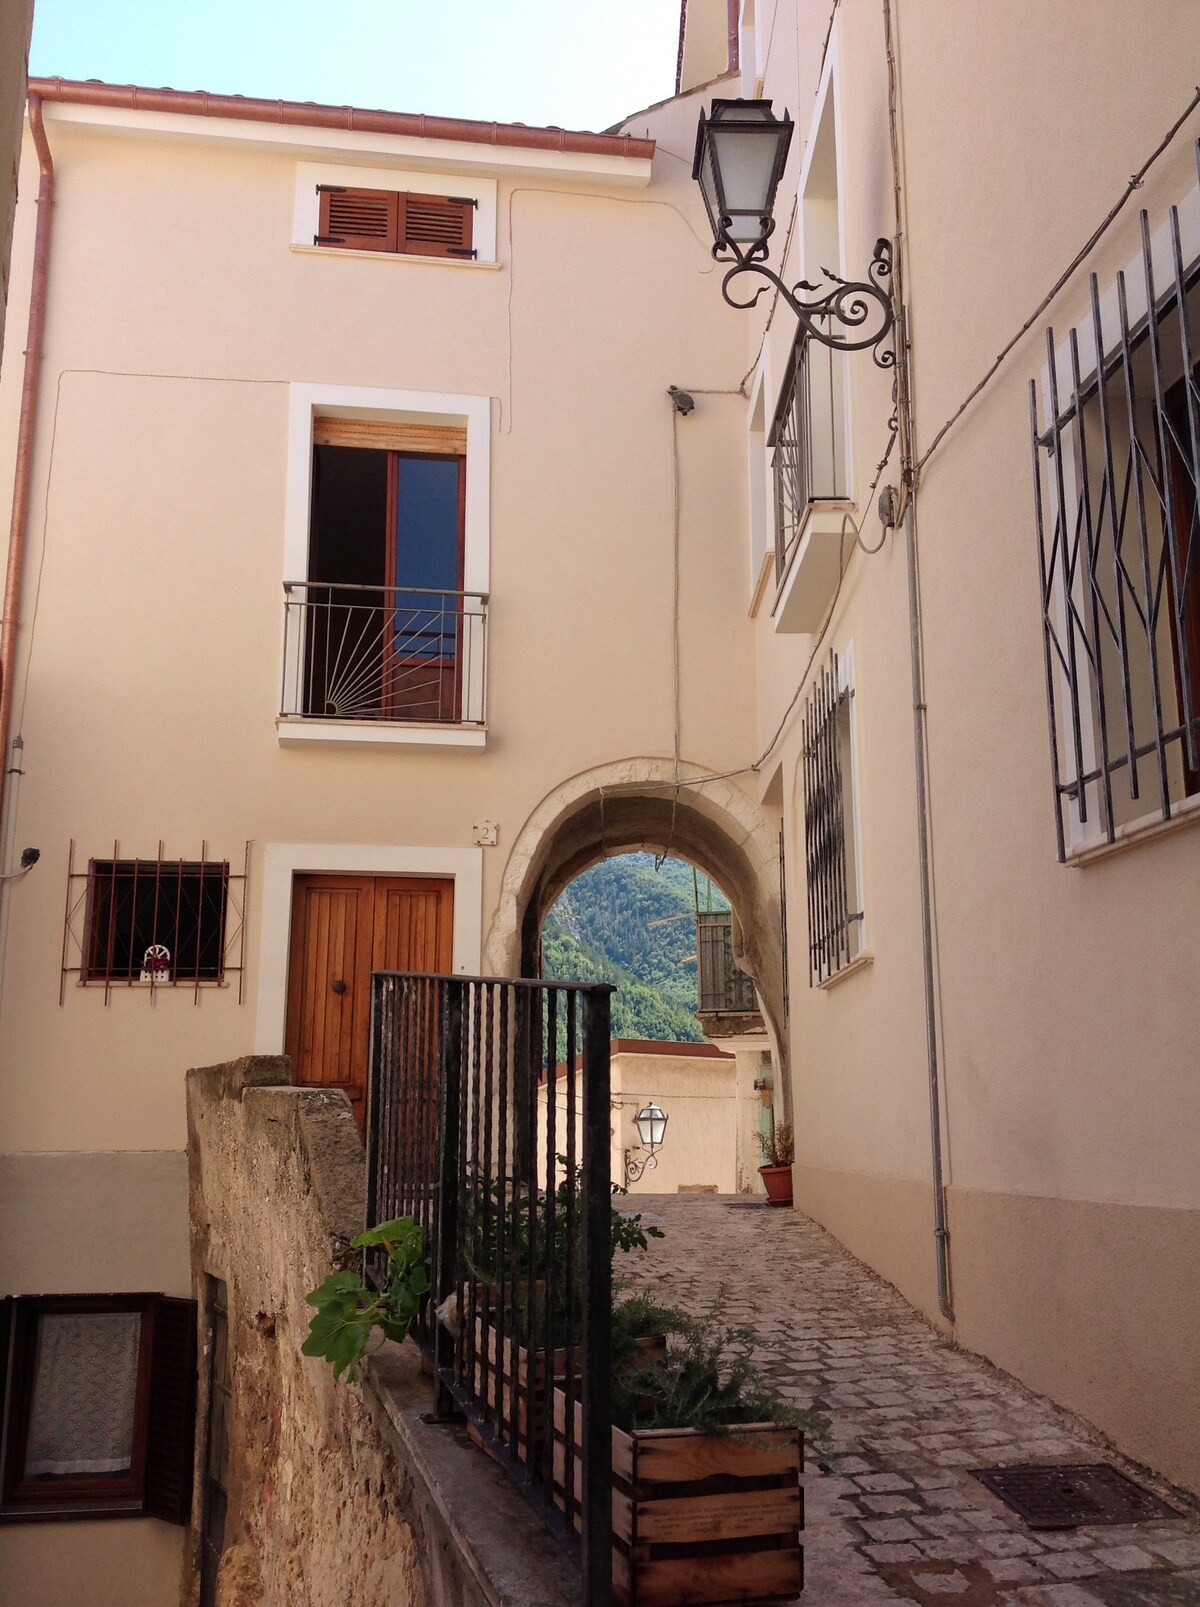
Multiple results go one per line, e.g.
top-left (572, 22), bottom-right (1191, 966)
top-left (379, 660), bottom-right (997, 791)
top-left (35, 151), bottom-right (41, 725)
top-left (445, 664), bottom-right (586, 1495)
top-left (609, 1304), bottom-right (809, 1437)
top-left (302, 1216), bottom-right (428, 1383)
top-left (461, 1161), bottom-right (664, 1350)
top-left (758, 1118), bottom-right (795, 1168)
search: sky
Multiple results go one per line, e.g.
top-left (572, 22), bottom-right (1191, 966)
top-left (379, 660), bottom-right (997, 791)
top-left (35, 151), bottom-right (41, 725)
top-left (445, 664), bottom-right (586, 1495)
top-left (28, 0), bottom-right (683, 134)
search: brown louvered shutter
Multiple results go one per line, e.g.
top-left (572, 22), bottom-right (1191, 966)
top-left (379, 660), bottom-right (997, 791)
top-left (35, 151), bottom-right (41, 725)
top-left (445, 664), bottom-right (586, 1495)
top-left (317, 186), bottom-right (399, 252)
top-left (399, 193), bottom-right (475, 259)
top-left (142, 1295), bottom-right (198, 1525)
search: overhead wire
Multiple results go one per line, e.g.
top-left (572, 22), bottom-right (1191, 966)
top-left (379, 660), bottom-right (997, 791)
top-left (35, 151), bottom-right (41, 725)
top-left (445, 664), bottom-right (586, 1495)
top-left (914, 83), bottom-right (1200, 479)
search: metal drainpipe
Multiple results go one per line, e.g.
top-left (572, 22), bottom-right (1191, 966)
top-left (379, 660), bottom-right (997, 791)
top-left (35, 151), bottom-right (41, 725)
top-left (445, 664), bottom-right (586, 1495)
top-left (891, 290), bottom-right (954, 1323)
top-left (0, 91), bottom-right (53, 836)
top-left (902, 470), bottom-right (954, 1323)
top-left (884, 0), bottom-right (953, 1325)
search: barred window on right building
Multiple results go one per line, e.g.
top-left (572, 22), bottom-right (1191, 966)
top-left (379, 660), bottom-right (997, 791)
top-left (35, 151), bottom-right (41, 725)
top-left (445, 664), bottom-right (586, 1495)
top-left (800, 649), bottom-right (863, 985)
top-left (1031, 169), bottom-right (1200, 858)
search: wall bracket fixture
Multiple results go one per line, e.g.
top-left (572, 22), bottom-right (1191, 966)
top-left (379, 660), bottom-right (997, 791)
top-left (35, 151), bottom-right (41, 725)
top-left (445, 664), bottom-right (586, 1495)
top-left (692, 98), bottom-right (896, 368)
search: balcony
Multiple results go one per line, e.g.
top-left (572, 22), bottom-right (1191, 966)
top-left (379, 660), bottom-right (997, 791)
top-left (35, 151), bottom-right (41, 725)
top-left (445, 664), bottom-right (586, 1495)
top-left (696, 911), bottom-right (763, 1036)
top-left (278, 582), bottom-right (487, 749)
top-left (769, 333), bottom-right (853, 635)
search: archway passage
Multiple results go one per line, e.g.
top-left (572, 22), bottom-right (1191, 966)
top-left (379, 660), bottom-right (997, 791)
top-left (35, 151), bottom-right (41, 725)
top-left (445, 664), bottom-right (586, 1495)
top-left (542, 849), bottom-right (778, 1197)
top-left (484, 759), bottom-right (787, 1097)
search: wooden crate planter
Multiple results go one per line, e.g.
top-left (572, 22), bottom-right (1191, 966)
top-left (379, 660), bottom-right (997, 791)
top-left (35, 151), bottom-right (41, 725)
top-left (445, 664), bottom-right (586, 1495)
top-left (471, 1316), bottom-right (572, 1459)
top-left (552, 1389), bottom-right (803, 1607)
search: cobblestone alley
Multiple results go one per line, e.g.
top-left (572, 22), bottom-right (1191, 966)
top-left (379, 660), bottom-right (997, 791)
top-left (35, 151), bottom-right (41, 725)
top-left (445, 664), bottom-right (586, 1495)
top-left (624, 1196), bottom-right (1200, 1607)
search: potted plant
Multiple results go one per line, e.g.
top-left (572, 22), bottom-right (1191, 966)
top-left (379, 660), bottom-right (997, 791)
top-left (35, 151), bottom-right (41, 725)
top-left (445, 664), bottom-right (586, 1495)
top-left (463, 1166), bottom-right (664, 1463)
top-left (758, 1117), bottom-right (794, 1207)
top-left (552, 1304), bottom-right (806, 1607)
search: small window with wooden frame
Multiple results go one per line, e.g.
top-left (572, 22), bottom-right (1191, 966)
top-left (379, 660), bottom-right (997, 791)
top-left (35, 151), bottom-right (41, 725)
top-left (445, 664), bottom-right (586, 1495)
top-left (298, 416), bottom-right (475, 723)
top-left (0, 1294), bottom-right (197, 1523)
top-left (314, 185), bottom-right (476, 259)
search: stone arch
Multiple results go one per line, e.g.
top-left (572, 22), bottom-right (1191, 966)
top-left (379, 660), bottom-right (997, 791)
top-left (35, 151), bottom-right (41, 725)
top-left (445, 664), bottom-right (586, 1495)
top-left (484, 757), bottom-right (787, 1092)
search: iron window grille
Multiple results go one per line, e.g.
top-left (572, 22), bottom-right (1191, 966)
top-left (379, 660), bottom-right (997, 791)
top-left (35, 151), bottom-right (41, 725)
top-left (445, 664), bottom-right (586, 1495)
top-left (1031, 159), bottom-right (1200, 857)
top-left (801, 651), bottom-right (863, 984)
top-left (770, 330), bottom-right (848, 576)
top-left (61, 841), bottom-right (249, 1003)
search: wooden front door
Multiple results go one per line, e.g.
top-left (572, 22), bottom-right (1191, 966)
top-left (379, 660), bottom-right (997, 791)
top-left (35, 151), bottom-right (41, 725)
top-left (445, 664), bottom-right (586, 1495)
top-left (285, 874), bottom-right (453, 1133)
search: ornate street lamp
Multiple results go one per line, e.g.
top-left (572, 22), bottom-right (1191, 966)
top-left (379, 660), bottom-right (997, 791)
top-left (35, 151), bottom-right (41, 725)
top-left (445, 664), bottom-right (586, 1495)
top-left (623, 1100), bottom-right (668, 1185)
top-left (692, 98), bottom-right (895, 367)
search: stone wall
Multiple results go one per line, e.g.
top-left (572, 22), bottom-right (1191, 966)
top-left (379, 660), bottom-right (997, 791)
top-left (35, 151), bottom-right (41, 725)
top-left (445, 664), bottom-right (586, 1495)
top-left (184, 1057), bottom-right (579, 1607)
top-left (185, 1057), bottom-right (424, 1607)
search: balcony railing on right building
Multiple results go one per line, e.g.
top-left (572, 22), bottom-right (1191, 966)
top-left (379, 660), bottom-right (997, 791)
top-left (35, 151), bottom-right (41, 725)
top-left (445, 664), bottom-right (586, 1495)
top-left (770, 331), bottom-right (849, 577)
top-left (280, 582), bottom-right (488, 725)
top-left (695, 911), bottom-right (761, 1034)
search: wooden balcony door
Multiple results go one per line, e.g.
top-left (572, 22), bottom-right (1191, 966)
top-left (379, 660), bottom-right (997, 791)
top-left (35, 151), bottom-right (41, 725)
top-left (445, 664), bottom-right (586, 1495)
top-left (285, 874), bottom-right (454, 1134)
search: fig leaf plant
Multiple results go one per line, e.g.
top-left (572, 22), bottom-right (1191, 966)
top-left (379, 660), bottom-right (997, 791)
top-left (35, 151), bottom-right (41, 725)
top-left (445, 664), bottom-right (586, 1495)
top-left (302, 1216), bottom-right (428, 1384)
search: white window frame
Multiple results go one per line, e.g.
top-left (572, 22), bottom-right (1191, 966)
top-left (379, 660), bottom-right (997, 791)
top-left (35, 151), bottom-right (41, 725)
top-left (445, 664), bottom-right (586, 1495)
top-left (279, 382), bottom-right (491, 749)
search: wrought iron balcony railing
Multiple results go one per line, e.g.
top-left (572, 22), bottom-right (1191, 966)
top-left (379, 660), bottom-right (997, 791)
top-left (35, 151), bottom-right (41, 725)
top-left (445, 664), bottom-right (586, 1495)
top-left (770, 332), bottom-right (849, 575)
top-left (696, 911), bottom-right (758, 1014)
top-left (281, 582), bottom-right (487, 725)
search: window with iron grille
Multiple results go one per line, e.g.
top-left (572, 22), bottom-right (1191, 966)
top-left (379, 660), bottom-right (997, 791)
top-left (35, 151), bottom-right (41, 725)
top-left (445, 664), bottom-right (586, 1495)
top-left (800, 650), bottom-right (863, 984)
top-left (61, 842), bottom-right (248, 1001)
top-left (1031, 171), bottom-right (1200, 857)
top-left (84, 860), bottom-right (228, 984)
top-left (770, 332), bottom-right (848, 577)
top-left (314, 185), bottom-right (476, 259)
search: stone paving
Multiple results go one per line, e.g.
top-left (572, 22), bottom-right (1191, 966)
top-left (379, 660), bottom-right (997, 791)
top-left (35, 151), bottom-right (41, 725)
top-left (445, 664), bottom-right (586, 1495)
top-left (622, 1195), bottom-right (1200, 1607)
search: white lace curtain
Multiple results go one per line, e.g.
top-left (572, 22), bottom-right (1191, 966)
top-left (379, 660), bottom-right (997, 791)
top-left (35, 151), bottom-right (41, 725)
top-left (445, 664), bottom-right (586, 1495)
top-left (24, 1311), bottom-right (141, 1478)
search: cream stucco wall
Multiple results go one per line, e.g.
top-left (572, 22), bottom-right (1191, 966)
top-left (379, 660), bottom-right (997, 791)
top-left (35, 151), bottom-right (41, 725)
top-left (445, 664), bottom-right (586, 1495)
top-left (710, 0), bottom-right (1200, 1493)
top-left (0, 81), bottom-right (765, 1601)
top-left (537, 1044), bottom-right (756, 1200)
top-left (0, 82), bottom-right (755, 1174)
top-left (3, 11), bottom-right (1200, 1591)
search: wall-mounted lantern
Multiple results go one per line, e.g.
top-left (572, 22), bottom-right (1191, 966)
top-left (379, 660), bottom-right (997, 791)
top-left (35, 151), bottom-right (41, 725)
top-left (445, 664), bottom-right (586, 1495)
top-left (692, 97), bottom-right (895, 368)
top-left (623, 1100), bottom-right (668, 1185)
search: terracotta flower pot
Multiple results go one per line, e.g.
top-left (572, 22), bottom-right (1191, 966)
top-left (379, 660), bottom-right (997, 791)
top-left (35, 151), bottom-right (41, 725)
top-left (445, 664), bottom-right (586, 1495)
top-left (758, 1162), bottom-right (793, 1207)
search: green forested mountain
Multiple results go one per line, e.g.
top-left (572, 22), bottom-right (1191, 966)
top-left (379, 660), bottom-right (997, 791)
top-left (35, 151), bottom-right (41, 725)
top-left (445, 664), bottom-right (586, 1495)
top-left (541, 854), bottom-right (728, 1043)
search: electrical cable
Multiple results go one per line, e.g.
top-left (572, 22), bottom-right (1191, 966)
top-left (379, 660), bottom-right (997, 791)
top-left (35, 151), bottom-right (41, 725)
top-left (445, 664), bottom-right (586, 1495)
top-left (914, 83), bottom-right (1200, 480)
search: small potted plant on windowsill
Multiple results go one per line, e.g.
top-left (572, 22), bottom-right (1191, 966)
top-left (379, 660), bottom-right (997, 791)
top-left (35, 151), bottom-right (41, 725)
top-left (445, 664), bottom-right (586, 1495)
top-left (758, 1117), bottom-right (794, 1207)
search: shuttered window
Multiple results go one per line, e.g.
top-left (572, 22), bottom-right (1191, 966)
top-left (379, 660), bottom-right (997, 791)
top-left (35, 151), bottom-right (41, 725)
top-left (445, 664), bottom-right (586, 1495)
top-left (0, 1294), bottom-right (197, 1523)
top-left (315, 185), bottom-right (476, 259)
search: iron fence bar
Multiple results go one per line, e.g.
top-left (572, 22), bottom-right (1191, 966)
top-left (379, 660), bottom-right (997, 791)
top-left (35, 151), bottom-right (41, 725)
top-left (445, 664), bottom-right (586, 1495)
top-left (435, 980), bottom-right (464, 1418)
top-left (581, 985), bottom-right (613, 1607)
top-left (562, 988), bottom-right (580, 1539)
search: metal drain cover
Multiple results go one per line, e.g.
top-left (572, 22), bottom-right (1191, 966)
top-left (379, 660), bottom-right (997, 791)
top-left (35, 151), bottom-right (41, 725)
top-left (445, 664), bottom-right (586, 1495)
top-left (970, 1463), bottom-right (1180, 1529)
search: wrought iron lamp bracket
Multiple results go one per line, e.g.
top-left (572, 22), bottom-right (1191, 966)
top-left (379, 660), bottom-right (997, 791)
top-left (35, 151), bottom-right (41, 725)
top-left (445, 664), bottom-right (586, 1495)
top-left (716, 231), bottom-right (897, 369)
top-left (623, 1147), bottom-right (659, 1186)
